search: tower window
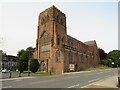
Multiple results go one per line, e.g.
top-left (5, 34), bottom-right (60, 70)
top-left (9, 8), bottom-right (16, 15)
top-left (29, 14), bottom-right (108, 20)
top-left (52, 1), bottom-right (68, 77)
top-left (57, 35), bottom-right (60, 45)
top-left (69, 51), bottom-right (72, 63)
top-left (60, 18), bottom-right (63, 25)
top-left (41, 18), bottom-right (44, 25)
top-left (62, 37), bottom-right (64, 44)
top-left (56, 50), bottom-right (60, 63)
top-left (56, 15), bottom-right (59, 22)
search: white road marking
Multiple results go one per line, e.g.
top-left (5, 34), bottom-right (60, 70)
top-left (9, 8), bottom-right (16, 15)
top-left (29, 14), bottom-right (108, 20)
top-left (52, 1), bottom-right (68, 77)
top-left (81, 84), bottom-right (93, 88)
top-left (64, 74), bottom-right (92, 80)
top-left (104, 75), bottom-right (111, 78)
top-left (13, 79), bottom-right (22, 82)
top-left (97, 72), bottom-right (103, 74)
top-left (88, 78), bottom-right (100, 83)
top-left (3, 86), bottom-right (12, 88)
top-left (67, 84), bottom-right (80, 88)
top-left (29, 79), bottom-right (56, 85)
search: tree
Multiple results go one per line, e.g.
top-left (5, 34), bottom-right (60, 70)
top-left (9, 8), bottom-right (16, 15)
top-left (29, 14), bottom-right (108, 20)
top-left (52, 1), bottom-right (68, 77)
top-left (17, 47), bottom-right (35, 72)
top-left (98, 48), bottom-right (107, 60)
top-left (101, 59), bottom-right (112, 67)
top-left (17, 59), bottom-right (27, 77)
top-left (26, 47), bottom-right (35, 61)
top-left (17, 49), bottom-right (25, 58)
top-left (107, 50), bottom-right (120, 67)
top-left (26, 47), bottom-right (35, 70)
top-left (30, 58), bottom-right (39, 73)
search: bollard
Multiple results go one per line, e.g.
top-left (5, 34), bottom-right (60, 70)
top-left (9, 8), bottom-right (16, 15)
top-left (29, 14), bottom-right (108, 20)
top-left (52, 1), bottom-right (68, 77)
top-left (28, 72), bottom-right (30, 76)
top-left (9, 72), bottom-right (11, 78)
top-left (50, 71), bottom-right (51, 75)
top-left (19, 73), bottom-right (21, 77)
top-left (118, 77), bottom-right (120, 85)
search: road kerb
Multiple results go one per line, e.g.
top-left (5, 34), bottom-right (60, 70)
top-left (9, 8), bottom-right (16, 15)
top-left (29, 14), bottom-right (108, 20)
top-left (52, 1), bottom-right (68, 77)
top-left (0, 76), bottom-right (36, 81)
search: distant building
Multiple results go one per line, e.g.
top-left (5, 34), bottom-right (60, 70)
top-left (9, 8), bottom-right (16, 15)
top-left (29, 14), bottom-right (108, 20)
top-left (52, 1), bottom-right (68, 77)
top-left (0, 50), bottom-right (3, 70)
top-left (34, 6), bottom-right (100, 73)
top-left (1, 52), bottom-right (18, 71)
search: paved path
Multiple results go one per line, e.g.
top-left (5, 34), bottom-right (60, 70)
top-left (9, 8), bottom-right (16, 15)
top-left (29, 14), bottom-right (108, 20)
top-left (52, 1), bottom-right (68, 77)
top-left (81, 74), bottom-right (118, 88)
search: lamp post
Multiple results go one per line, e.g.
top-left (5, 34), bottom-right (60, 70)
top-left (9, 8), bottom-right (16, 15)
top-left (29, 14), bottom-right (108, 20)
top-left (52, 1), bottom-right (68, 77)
top-left (112, 62), bottom-right (114, 68)
top-left (118, 57), bottom-right (120, 85)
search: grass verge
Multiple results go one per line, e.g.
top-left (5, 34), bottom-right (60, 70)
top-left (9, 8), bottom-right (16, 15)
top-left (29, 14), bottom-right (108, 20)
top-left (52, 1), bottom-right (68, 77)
top-left (32, 72), bottom-right (61, 76)
top-left (117, 84), bottom-right (120, 88)
top-left (84, 65), bottom-right (111, 71)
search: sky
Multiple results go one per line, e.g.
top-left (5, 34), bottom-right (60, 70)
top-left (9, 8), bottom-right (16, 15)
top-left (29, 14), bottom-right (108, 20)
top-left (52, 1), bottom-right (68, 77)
top-left (0, 0), bottom-right (119, 56)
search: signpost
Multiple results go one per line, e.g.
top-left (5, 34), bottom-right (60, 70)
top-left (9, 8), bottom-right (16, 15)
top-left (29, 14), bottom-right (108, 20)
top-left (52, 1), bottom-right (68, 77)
top-left (69, 64), bottom-right (75, 71)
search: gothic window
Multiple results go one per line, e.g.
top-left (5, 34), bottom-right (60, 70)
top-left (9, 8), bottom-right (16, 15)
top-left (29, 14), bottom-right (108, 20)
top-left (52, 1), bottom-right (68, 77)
top-left (40, 31), bottom-right (51, 52)
top-left (60, 18), bottom-right (63, 25)
top-left (56, 15), bottom-right (59, 22)
top-left (62, 37), bottom-right (64, 44)
top-left (68, 39), bottom-right (70, 44)
top-left (81, 53), bottom-right (83, 63)
top-left (56, 50), bottom-right (60, 63)
top-left (69, 51), bottom-right (72, 63)
top-left (57, 35), bottom-right (60, 45)
top-left (41, 18), bottom-right (45, 25)
top-left (47, 15), bottom-right (49, 21)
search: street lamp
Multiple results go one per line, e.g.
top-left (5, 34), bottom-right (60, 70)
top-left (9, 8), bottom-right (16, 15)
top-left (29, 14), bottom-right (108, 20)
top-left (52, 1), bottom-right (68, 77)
top-left (118, 57), bottom-right (120, 85)
top-left (112, 62), bottom-right (114, 68)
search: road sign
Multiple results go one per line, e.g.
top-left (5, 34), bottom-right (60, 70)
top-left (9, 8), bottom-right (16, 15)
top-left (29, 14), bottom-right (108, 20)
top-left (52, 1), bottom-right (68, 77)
top-left (69, 64), bottom-right (75, 71)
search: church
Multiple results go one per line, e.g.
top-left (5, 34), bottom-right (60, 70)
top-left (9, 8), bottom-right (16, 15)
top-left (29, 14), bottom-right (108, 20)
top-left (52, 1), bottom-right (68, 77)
top-left (33, 6), bottom-right (100, 73)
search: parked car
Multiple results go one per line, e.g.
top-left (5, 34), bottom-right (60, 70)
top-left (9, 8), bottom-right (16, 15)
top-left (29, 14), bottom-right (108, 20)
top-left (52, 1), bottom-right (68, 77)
top-left (2, 69), bottom-right (10, 73)
top-left (2, 69), bottom-right (7, 73)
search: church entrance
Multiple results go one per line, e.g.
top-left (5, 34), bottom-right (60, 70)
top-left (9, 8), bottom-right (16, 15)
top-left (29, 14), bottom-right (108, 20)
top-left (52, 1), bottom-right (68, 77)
top-left (40, 60), bottom-right (48, 72)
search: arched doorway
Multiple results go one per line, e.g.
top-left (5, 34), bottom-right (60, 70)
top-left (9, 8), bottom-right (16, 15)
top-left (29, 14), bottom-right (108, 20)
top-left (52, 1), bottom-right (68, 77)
top-left (40, 61), bottom-right (47, 72)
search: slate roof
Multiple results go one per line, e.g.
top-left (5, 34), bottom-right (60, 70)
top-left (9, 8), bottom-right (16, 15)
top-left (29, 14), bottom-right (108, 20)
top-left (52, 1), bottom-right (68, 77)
top-left (84, 40), bottom-right (96, 45)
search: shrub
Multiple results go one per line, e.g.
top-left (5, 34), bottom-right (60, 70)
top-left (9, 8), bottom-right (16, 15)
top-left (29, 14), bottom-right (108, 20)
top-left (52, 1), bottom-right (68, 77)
top-left (30, 58), bottom-right (39, 73)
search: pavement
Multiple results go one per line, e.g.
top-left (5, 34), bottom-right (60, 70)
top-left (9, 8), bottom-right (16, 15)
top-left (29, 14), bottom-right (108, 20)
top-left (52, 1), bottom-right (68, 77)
top-left (0, 76), bottom-right (36, 82)
top-left (81, 74), bottom-right (119, 88)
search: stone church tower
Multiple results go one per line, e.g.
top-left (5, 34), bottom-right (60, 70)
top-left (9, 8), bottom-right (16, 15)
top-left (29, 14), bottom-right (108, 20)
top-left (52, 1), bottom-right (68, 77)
top-left (34, 6), bottom-right (100, 73)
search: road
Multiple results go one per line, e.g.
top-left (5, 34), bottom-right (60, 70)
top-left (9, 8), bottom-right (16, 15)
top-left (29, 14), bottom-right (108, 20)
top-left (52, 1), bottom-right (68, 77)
top-left (2, 69), bottom-right (118, 89)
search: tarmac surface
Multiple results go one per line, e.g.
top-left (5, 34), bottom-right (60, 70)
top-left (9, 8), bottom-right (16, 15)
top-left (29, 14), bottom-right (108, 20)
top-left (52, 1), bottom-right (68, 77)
top-left (0, 70), bottom-right (120, 90)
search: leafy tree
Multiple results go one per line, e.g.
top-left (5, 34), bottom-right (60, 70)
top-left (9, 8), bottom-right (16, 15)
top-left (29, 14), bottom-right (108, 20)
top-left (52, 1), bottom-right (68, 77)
top-left (26, 47), bottom-right (35, 61)
top-left (17, 60), bottom-right (26, 73)
top-left (30, 58), bottom-right (39, 73)
top-left (17, 46), bottom-right (35, 73)
top-left (107, 50), bottom-right (120, 67)
top-left (98, 48), bottom-right (107, 60)
top-left (101, 59), bottom-right (112, 67)
top-left (17, 49), bottom-right (25, 58)
top-left (17, 59), bottom-right (27, 77)
top-left (26, 47), bottom-right (35, 69)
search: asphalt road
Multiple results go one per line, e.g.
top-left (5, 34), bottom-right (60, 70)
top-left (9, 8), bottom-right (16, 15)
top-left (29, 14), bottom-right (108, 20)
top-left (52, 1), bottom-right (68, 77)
top-left (2, 69), bottom-right (118, 88)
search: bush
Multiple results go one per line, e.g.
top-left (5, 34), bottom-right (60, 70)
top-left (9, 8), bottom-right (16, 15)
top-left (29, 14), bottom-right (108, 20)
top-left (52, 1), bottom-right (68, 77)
top-left (30, 58), bottom-right (39, 73)
top-left (17, 60), bottom-right (27, 73)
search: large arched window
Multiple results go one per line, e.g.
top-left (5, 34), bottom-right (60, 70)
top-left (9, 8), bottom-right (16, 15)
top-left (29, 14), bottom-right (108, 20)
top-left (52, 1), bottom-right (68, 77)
top-left (40, 31), bottom-right (51, 52)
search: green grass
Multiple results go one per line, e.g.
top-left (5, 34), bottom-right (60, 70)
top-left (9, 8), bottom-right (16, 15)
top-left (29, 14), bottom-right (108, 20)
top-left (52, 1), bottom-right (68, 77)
top-left (84, 65), bottom-right (111, 71)
top-left (10, 71), bottom-right (19, 73)
top-left (32, 72), bottom-right (61, 76)
top-left (10, 70), bottom-right (60, 76)
top-left (117, 84), bottom-right (120, 87)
